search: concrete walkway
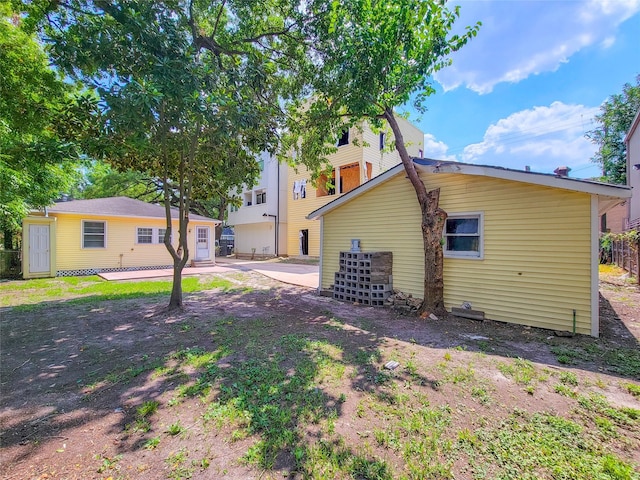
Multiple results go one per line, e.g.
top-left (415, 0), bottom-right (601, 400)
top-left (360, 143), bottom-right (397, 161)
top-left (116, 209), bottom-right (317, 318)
top-left (98, 258), bottom-right (319, 289)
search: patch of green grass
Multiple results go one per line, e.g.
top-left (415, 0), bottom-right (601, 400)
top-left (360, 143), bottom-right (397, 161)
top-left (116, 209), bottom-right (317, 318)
top-left (171, 346), bottom-right (230, 369)
top-left (297, 438), bottom-right (393, 479)
top-left (465, 412), bottom-right (636, 479)
top-left (554, 383), bottom-right (578, 398)
top-left (127, 418), bottom-right (152, 434)
top-left (442, 365), bottom-right (476, 384)
top-left (368, 397), bottom-right (454, 477)
top-left (350, 348), bottom-right (382, 366)
top-left (166, 448), bottom-right (194, 479)
top-left (85, 358), bottom-right (164, 392)
top-left (623, 382), bottom-right (640, 397)
top-left (601, 348), bottom-right (640, 378)
top-left (96, 453), bottom-right (123, 474)
top-left (550, 345), bottom-right (585, 365)
top-left (144, 436), bottom-right (161, 450)
top-left (137, 400), bottom-right (160, 418)
top-left (471, 386), bottom-right (492, 405)
top-left (551, 344), bottom-right (640, 378)
top-left (559, 371), bottom-right (579, 386)
top-left (577, 393), bottom-right (640, 429)
top-left (167, 422), bottom-right (186, 436)
top-left (498, 358), bottom-right (537, 385)
top-left (3, 275), bottom-right (233, 310)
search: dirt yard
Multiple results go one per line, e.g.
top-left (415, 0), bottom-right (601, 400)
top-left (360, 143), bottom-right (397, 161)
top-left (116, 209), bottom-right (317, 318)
top-left (1, 271), bottom-right (639, 479)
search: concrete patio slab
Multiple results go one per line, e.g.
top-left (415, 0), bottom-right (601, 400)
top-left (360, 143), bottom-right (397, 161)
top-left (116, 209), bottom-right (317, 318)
top-left (98, 259), bottom-right (319, 289)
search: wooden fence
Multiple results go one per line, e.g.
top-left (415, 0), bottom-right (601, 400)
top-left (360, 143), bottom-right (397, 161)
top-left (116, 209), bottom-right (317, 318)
top-left (611, 239), bottom-right (640, 284)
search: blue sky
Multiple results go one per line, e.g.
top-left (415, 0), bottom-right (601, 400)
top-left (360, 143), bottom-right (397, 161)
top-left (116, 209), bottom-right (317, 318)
top-left (400, 0), bottom-right (640, 179)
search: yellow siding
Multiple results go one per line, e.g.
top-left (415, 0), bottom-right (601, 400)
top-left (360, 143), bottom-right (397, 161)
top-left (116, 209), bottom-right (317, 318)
top-left (320, 172), bottom-right (594, 335)
top-left (53, 213), bottom-right (212, 271)
top-left (287, 119), bottom-right (424, 256)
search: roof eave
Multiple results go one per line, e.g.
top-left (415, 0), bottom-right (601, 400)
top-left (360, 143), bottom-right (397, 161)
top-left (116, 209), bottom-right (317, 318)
top-left (308, 158), bottom-right (632, 220)
top-left (415, 159), bottom-right (632, 198)
top-left (43, 209), bottom-right (220, 224)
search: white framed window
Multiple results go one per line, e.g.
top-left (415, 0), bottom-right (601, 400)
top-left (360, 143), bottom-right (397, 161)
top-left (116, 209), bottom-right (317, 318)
top-left (137, 227), bottom-right (153, 244)
top-left (256, 191), bottom-right (266, 205)
top-left (379, 132), bottom-right (386, 150)
top-left (136, 227), bottom-right (172, 245)
top-left (158, 228), bottom-right (172, 244)
top-left (82, 220), bottom-right (106, 248)
top-left (244, 192), bottom-right (253, 206)
top-left (443, 212), bottom-right (483, 259)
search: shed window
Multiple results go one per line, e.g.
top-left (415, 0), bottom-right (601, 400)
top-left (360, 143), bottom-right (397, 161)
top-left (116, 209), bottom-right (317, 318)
top-left (83, 221), bottom-right (106, 248)
top-left (444, 213), bottom-right (483, 259)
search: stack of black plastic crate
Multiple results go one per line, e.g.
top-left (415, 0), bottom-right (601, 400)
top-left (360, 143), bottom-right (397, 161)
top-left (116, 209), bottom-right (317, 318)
top-left (333, 251), bottom-right (392, 306)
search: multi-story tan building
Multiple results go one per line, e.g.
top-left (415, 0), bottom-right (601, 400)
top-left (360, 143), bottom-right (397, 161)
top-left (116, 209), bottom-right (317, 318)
top-left (286, 118), bottom-right (424, 257)
top-left (229, 117), bottom-right (424, 258)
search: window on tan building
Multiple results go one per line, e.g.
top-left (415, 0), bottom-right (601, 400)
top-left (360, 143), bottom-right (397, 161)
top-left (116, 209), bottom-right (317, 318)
top-left (317, 170), bottom-right (336, 197)
top-left (340, 162), bottom-right (360, 194)
top-left (337, 128), bottom-right (349, 147)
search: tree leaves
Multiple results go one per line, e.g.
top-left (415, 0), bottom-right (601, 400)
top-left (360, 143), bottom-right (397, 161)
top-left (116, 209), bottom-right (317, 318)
top-left (587, 75), bottom-right (640, 185)
top-left (0, 6), bottom-right (87, 237)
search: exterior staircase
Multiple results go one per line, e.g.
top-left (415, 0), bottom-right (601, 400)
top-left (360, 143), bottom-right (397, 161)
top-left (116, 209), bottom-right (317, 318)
top-left (191, 259), bottom-right (216, 268)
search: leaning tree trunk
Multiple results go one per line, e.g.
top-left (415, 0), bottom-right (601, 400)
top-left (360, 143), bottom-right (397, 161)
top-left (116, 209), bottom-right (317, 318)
top-left (420, 189), bottom-right (447, 314)
top-left (384, 108), bottom-right (447, 315)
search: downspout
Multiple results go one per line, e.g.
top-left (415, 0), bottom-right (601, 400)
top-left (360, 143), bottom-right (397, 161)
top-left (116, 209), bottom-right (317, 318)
top-left (276, 159), bottom-right (280, 256)
top-left (318, 217), bottom-right (324, 293)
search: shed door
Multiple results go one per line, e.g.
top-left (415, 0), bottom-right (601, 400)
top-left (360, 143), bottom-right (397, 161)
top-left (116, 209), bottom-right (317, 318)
top-left (196, 226), bottom-right (210, 260)
top-left (29, 224), bottom-right (50, 273)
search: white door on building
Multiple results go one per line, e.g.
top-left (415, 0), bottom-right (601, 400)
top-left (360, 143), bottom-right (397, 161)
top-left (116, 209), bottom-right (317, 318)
top-left (29, 224), bottom-right (50, 273)
top-left (195, 226), bottom-right (210, 260)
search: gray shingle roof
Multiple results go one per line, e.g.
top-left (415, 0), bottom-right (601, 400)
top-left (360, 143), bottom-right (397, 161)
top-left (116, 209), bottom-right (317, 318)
top-left (47, 196), bottom-right (219, 223)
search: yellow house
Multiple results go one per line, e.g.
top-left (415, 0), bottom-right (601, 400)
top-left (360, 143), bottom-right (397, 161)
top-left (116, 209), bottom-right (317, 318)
top-left (22, 196), bottom-right (220, 278)
top-left (308, 159), bottom-right (631, 337)
top-left (287, 117), bottom-right (424, 257)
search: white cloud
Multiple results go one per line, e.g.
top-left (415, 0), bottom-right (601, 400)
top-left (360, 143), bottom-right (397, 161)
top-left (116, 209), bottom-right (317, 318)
top-left (436, 0), bottom-right (640, 94)
top-left (423, 133), bottom-right (457, 161)
top-left (460, 102), bottom-right (601, 176)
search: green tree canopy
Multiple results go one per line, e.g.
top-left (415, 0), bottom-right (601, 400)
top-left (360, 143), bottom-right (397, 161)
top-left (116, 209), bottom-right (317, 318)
top-left (587, 75), bottom-right (640, 185)
top-left (28, 0), bottom-right (311, 307)
top-left (0, 4), bottom-right (89, 247)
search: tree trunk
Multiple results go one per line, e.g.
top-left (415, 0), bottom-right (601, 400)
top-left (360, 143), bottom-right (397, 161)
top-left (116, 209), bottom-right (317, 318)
top-left (421, 189), bottom-right (447, 313)
top-left (384, 109), bottom-right (447, 315)
top-left (169, 263), bottom-right (184, 308)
